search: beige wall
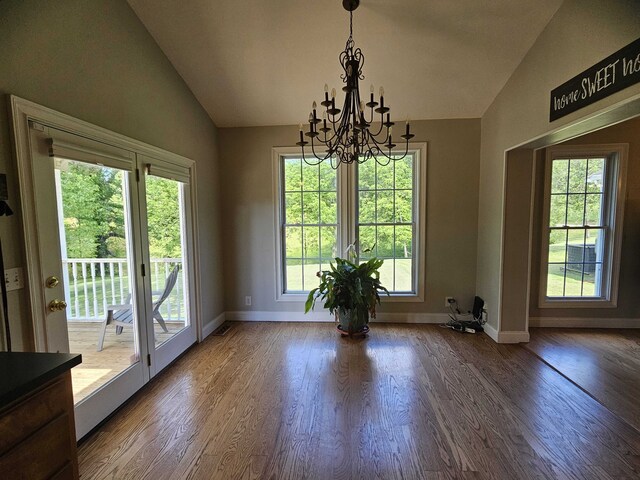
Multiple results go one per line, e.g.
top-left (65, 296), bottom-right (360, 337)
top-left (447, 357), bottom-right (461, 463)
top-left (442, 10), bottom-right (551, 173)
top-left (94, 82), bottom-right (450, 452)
top-left (478, 0), bottom-right (640, 332)
top-left (500, 149), bottom-right (535, 334)
top-left (0, 0), bottom-right (224, 350)
top-left (529, 116), bottom-right (640, 320)
top-left (219, 119), bottom-right (480, 316)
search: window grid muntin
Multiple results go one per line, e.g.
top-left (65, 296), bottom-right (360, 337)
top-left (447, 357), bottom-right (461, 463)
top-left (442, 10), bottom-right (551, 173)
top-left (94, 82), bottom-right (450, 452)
top-left (546, 156), bottom-right (608, 299)
top-left (281, 156), bottom-right (338, 293)
top-left (356, 154), bottom-right (416, 293)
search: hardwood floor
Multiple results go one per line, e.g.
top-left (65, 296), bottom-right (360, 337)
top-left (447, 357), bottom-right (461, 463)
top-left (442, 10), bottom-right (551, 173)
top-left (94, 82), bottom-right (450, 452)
top-left (526, 328), bottom-right (640, 434)
top-left (77, 323), bottom-right (640, 479)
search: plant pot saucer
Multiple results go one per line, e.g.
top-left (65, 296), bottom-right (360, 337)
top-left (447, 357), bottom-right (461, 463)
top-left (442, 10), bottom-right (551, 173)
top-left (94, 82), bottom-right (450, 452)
top-left (337, 324), bottom-right (370, 337)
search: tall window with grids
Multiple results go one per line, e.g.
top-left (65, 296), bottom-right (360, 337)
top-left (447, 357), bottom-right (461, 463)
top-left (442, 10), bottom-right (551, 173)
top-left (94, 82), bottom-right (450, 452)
top-left (281, 156), bottom-right (338, 292)
top-left (357, 155), bottom-right (416, 293)
top-left (275, 145), bottom-right (425, 299)
top-left (542, 144), bottom-right (627, 305)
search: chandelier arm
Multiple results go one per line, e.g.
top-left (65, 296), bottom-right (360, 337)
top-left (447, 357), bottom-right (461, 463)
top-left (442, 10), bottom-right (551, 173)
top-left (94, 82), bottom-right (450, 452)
top-left (301, 134), bottom-right (334, 166)
top-left (368, 114), bottom-right (387, 138)
top-left (301, 145), bottom-right (319, 166)
top-left (364, 105), bottom-right (376, 125)
top-left (334, 144), bottom-right (348, 168)
top-left (301, 147), bottom-right (326, 166)
top-left (368, 136), bottom-right (411, 164)
top-left (309, 136), bottom-right (334, 163)
top-left (321, 110), bottom-right (347, 144)
top-left (335, 105), bottom-right (352, 144)
top-left (326, 126), bottom-right (345, 146)
top-left (326, 111), bottom-right (342, 126)
top-left (367, 126), bottom-right (391, 147)
top-left (367, 139), bottom-right (394, 165)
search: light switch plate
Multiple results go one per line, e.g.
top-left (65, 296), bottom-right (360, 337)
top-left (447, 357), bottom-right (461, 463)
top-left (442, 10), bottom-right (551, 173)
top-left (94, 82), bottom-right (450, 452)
top-left (4, 267), bottom-right (24, 292)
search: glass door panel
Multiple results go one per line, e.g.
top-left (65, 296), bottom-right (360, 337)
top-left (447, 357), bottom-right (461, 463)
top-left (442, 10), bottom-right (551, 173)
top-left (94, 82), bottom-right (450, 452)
top-left (54, 158), bottom-right (140, 404)
top-left (144, 174), bottom-right (190, 348)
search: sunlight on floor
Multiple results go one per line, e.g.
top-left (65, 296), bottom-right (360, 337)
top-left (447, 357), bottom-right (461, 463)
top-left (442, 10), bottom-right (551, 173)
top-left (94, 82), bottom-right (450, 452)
top-left (68, 321), bottom-right (184, 403)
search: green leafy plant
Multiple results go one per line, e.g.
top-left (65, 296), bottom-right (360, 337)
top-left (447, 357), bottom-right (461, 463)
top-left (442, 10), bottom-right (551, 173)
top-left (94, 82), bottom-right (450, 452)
top-left (305, 254), bottom-right (389, 332)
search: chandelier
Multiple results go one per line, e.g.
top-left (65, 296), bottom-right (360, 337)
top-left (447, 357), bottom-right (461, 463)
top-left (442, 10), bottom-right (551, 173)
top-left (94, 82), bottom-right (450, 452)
top-left (297, 0), bottom-right (414, 168)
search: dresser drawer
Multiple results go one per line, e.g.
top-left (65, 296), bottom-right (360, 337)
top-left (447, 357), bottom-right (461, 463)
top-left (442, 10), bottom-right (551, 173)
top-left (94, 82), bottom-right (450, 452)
top-left (0, 413), bottom-right (72, 479)
top-left (0, 377), bottom-right (68, 455)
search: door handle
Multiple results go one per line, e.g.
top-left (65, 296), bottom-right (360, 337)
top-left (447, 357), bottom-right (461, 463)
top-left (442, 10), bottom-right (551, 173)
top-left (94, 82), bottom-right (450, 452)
top-left (48, 299), bottom-right (67, 312)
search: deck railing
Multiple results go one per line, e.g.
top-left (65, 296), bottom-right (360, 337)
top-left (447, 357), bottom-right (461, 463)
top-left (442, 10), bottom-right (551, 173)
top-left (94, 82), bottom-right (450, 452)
top-left (63, 258), bottom-right (185, 322)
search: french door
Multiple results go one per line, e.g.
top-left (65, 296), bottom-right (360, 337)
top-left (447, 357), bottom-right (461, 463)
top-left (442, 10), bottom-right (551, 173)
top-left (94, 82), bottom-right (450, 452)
top-left (27, 123), bottom-right (197, 438)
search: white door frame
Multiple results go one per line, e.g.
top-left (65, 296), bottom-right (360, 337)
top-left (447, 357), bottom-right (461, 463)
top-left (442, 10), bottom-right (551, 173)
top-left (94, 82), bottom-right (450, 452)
top-left (9, 96), bottom-right (203, 437)
top-left (9, 95), bottom-right (203, 352)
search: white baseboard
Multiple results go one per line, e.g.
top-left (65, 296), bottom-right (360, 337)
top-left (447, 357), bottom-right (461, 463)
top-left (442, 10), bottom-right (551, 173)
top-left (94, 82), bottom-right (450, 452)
top-left (201, 312), bottom-right (226, 339)
top-left (217, 310), bottom-right (532, 343)
top-left (529, 316), bottom-right (640, 328)
top-left (483, 322), bottom-right (499, 342)
top-left (225, 311), bottom-right (333, 322)
top-left (483, 322), bottom-right (530, 343)
top-left (498, 330), bottom-right (530, 343)
top-left (225, 310), bottom-right (451, 324)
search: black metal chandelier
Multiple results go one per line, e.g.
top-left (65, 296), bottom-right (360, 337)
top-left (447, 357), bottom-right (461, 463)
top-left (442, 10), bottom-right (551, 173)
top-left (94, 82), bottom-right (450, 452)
top-left (297, 0), bottom-right (414, 168)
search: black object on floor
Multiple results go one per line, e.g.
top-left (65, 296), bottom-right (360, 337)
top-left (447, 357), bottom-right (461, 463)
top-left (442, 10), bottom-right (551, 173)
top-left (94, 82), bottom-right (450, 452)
top-left (213, 322), bottom-right (232, 336)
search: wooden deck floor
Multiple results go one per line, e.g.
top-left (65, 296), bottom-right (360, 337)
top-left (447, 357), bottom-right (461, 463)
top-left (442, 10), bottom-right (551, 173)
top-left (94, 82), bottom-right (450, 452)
top-left (526, 327), bottom-right (640, 433)
top-left (68, 321), bottom-right (184, 403)
top-left (76, 322), bottom-right (640, 479)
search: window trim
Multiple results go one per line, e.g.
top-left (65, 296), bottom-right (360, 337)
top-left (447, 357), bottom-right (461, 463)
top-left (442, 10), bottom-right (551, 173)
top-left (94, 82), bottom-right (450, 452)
top-left (272, 147), bottom-right (345, 302)
top-left (348, 143), bottom-right (427, 302)
top-left (538, 143), bottom-right (628, 308)
top-left (273, 143), bottom-right (427, 303)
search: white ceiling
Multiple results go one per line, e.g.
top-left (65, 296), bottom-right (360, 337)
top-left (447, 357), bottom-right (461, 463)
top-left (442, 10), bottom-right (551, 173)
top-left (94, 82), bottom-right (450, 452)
top-left (128, 0), bottom-right (563, 128)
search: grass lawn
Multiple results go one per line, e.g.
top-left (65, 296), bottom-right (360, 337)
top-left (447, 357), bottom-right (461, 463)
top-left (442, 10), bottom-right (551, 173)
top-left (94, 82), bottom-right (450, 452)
top-left (547, 243), bottom-right (595, 297)
top-left (286, 258), bottom-right (413, 293)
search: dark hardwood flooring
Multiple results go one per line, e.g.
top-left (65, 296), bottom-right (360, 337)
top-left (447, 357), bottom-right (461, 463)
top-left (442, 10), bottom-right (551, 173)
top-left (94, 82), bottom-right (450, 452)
top-left (526, 327), bottom-right (640, 434)
top-left (78, 323), bottom-right (640, 479)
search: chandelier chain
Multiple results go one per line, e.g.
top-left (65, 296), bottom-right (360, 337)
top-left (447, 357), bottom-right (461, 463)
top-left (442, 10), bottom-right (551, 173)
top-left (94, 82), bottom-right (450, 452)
top-left (349, 10), bottom-right (353, 38)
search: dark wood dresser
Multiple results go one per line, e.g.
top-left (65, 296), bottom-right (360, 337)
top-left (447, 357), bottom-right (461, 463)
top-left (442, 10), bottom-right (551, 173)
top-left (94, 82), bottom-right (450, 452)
top-left (0, 352), bottom-right (82, 479)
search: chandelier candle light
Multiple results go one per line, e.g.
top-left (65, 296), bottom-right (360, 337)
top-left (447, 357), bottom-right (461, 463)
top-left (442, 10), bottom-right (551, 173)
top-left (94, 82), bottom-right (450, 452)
top-left (297, 0), bottom-right (414, 168)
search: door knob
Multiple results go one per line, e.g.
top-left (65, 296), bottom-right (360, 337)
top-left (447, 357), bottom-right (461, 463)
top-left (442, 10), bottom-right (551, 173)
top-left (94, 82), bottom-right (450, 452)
top-left (45, 276), bottom-right (59, 288)
top-left (48, 299), bottom-right (67, 312)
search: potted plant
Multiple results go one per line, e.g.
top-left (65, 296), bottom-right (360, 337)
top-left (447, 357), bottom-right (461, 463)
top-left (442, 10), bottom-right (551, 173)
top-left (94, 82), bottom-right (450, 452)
top-left (304, 250), bottom-right (389, 336)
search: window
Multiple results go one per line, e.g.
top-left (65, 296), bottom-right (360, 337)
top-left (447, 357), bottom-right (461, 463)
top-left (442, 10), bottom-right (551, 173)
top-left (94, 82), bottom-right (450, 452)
top-left (280, 156), bottom-right (339, 292)
top-left (274, 145), bottom-right (426, 301)
top-left (357, 157), bottom-right (415, 292)
top-left (540, 144), bottom-right (627, 307)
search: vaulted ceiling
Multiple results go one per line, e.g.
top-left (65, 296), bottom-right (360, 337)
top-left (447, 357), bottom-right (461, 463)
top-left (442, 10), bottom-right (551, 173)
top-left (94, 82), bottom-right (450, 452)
top-left (128, 0), bottom-right (563, 128)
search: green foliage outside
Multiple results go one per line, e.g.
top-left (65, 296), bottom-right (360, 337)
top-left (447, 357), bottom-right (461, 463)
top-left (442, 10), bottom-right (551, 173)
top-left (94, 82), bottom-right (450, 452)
top-left (283, 158), bottom-right (338, 262)
top-left (61, 163), bottom-right (126, 258)
top-left (145, 176), bottom-right (183, 258)
top-left (283, 156), bottom-right (415, 292)
top-left (59, 162), bottom-right (186, 320)
top-left (357, 157), bottom-right (413, 261)
top-left (546, 158), bottom-right (605, 297)
top-left (60, 162), bottom-right (183, 260)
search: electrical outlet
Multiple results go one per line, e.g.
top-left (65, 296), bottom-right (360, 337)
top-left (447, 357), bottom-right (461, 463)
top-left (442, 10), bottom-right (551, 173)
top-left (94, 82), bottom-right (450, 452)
top-left (445, 296), bottom-right (455, 308)
top-left (245, 296), bottom-right (252, 306)
top-left (4, 267), bottom-right (24, 292)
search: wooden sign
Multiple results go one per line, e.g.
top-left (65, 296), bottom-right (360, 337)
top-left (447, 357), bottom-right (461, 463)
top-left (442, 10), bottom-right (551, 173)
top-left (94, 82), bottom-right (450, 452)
top-left (550, 37), bottom-right (640, 121)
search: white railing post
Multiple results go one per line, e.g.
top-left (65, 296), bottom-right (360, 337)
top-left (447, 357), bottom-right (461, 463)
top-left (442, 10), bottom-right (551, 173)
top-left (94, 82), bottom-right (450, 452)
top-left (64, 257), bottom-right (184, 322)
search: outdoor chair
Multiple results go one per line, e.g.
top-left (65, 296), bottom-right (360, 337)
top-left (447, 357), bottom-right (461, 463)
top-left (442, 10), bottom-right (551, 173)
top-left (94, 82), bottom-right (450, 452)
top-left (97, 265), bottom-right (181, 351)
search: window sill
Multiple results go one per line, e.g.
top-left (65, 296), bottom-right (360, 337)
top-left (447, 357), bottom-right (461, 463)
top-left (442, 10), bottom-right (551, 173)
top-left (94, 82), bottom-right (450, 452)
top-left (538, 297), bottom-right (617, 309)
top-left (276, 292), bottom-right (424, 303)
